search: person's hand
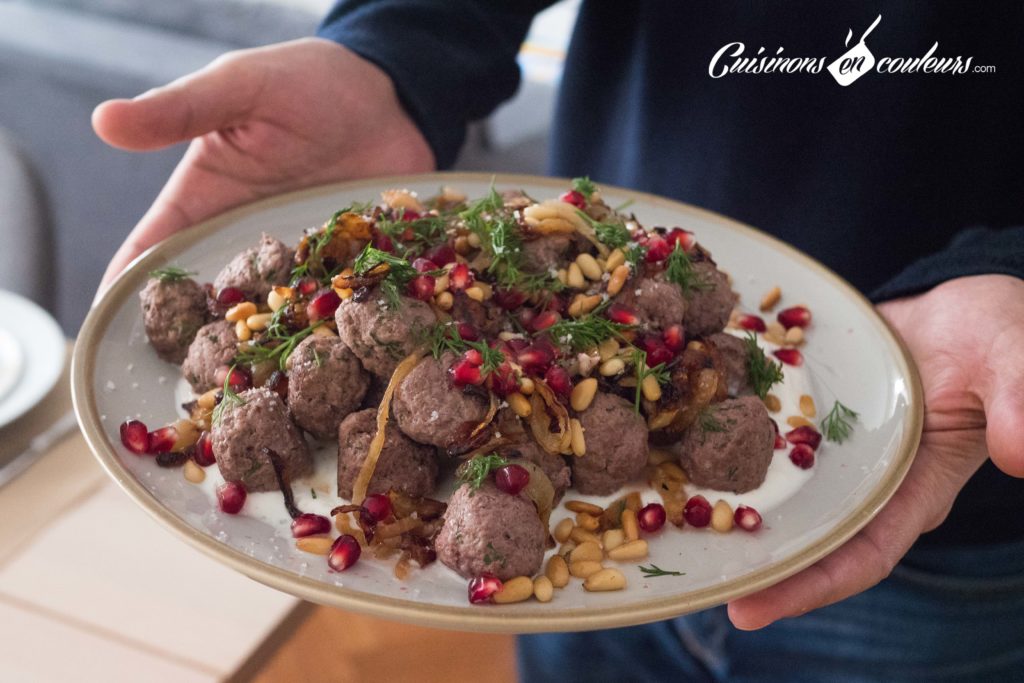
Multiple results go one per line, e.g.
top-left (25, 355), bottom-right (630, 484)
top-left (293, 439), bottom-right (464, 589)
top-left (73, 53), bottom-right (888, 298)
top-left (93, 38), bottom-right (434, 289)
top-left (728, 274), bottom-right (1024, 629)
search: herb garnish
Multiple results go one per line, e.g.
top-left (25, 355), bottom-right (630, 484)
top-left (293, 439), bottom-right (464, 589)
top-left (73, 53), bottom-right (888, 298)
top-left (576, 210), bottom-right (631, 250)
top-left (292, 209), bottom-right (343, 282)
top-left (632, 348), bottom-right (670, 413)
top-left (697, 405), bottom-right (727, 434)
top-left (663, 244), bottom-right (710, 297)
top-left (483, 542), bottom-right (508, 569)
top-left (377, 212), bottom-right (447, 256)
top-left (352, 245), bottom-right (419, 309)
top-left (625, 242), bottom-right (647, 272)
top-left (424, 323), bottom-right (505, 372)
top-left (211, 366), bottom-right (246, 426)
top-left (150, 266), bottom-right (195, 282)
top-left (542, 303), bottom-right (631, 352)
top-left (571, 176), bottom-right (597, 200)
top-left (456, 453), bottom-right (509, 491)
top-left (821, 400), bottom-right (859, 443)
top-left (311, 488), bottom-right (318, 499)
top-left (743, 332), bottom-right (784, 399)
top-left (234, 305), bottom-right (319, 371)
top-left (638, 564), bottom-right (685, 578)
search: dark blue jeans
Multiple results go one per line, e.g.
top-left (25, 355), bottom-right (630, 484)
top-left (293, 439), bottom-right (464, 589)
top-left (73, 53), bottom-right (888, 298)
top-left (517, 541), bottom-right (1024, 682)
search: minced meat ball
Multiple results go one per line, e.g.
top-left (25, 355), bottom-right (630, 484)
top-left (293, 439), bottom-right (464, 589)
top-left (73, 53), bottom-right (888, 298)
top-left (571, 392), bottom-right (649, 495)
top-left (707, 332), bottom-right (753, 397)
top-left (334, 289), bottom-right (436, 378)
top-left (139, 276), bottom-right (209, 364)
top-left (213, 233), bottom-right (293, 301)
top-left (435, 480), bottom-right (546, 581)
top-left (520, 235), bottom-right (572, 273)
top-left (181, 320), bottom-right (238, 392)
top-left (450, 292), bottom-right (503, 336)
top-left (684, 262), bottom-right (737, 336)
top-left (336, 409), bottom-right (438, 499)
top-left (285, 335), bottom-right (369, 440)
top-left (392, 353), bottom-right (489, 449)
top-left (614, 275), bottom-right (687, 331)
top-left (678, 396), bottom-right (773, 493)
top-left (211, 387), bottom-right (312, 492)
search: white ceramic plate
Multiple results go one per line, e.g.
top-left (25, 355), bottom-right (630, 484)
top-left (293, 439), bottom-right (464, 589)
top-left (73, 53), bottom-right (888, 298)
top-left (72, 174), bottom-right (921, 633)
top-left (0, 290), bottom-right (64, 428)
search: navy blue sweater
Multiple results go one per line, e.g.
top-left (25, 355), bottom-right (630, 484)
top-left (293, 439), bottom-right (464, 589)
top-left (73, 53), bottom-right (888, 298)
top-left (320, 1), bottom-right (1024, 545)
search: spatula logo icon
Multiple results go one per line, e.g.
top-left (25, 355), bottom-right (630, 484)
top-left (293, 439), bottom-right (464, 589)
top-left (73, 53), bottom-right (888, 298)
top-left (828, 15), bottom-right (882, 86)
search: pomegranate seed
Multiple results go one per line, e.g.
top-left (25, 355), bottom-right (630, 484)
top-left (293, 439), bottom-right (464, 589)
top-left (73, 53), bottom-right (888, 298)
top-left (773, 348), bottom-right (803, 366)
top-left (737, 314), bottom-right (767, 332)
top-left (683, 495), bottom-right (712, 527)
top-left (494, 464), bottom-right (530, 495)
top-left (489, 363), bottom-right (520, 398)
top-left (216, 286), bottom-right (245, 306)
top-left (217, 481), bottom-right (247, 514)
top-left (327, 535), bottom-right (361, 571)
top-left (406, 274), bottom-right (436, 302)
top-left (517, 344), bottom-right (554, 374)
top-left (291, 513), bottom-right (331, 538)
top-left (215, 365), bottom-right (252, 393)
top-left (266, 370), bottom-right (289, 402)
top-left (544, 365), bottom-right (573, 399)
top-left (494, 288), bottom-right (526, 310)
top-left (448, 263), bottom-right (474, 291)
top-left (294, 277), bottom-right (319, 297)
top-left (119, 419), bottom-right (150, 454)
top-left (399, 210), bottom-right (422, 222)
top-left (666, 228), bottom-right (696, 251)
top-left (545, 295), bottom-right (568, 315)
top-left (662, 324), bottom-right (685, 352)
top-left (307, 289), bottom-right (341, 321)
top-left (786, 425), bottom-right (822, 450)
top-left (464, 349), bottom-right (485, 366)
top-left (372, 232), bottom-right (395, 253)
top-left (560, 189), bottom-right (586, 208)
top-left (450, 359), bottom-right (484, 387)
top-left (468, 573), bottom-right (503, 604)
top-left (147, 426), bottom-right (177, 454)
top-left (411, 257), bottom-right (438, 273)
top-left (789, 443), bottom-right (815, 469)
top-left (531, 310), bottom-right (561, 332)
top-left (607, 304), bottom-right (639, 326)
top-left (777, 306), bottom-right (812, 329)
top-left (640, 337), bottom-right (673, 366)
top-left (423, 243), bottom-right (456, 266)
top-left (362, 493), bottom-right (393, 523)
top-left (193, 431), bottom-right (216, 466)
top-left (775, 433), bottom-right (787, 449)
top-left (638, 503), bottom-right (667, 533)
top-left (456, 322), bottom-right (480, 341)
top-left (734, 505), bottom-right (763, 532)
top-left (644, 236), bottom-right (672, 262)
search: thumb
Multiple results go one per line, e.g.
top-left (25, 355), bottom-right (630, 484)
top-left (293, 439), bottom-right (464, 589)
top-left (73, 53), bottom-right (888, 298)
top-left (92, 50), bottom-right (263, 151)
top-left (984, 370), bottom-right (1024, 478)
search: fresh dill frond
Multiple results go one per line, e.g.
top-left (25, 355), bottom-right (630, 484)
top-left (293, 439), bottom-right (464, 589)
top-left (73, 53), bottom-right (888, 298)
top-left (614, 198), bottom-right (636, 212)
top-left (470, 340), bottom-right (505, 374)
top-left (576, 210), bottom-right (631, 250)
top-left (458, 180), bottom-right (504, 232)
top-left (632, 348), bottom-right (670, 413)
top-left (377, 212), bottom-right (447, 256)
top-left (485, 217), bottom-right (524, 287)
top-left (542, 304), bottom-right (631, 352)
top-left (233, 305), bottom-right (319, 371)
top-left (518, 272), bottom-right (566, 294)
top-left (456, 453), bottom-right (510, 491)
top-left (697, 405), bottom-right (727, 433)
top-left (149, 266), bottom-right (195, 282)
top-left (422, 323), bottom-right (504, 372)
top-left (571, 176), bottom-right (597, 199)
top-left (625, 242), bottom-right (647, 272)
top-left (742, 332), bottom-right (784, 399)
top-left (352, 245), bottom-right (419, 309)
top-left (211, 366), bottom-right (246, 426)
top-left (638, 564), bottom-right (685, 578)
top-left (821, 400), bottom-right (859, 443)
top-left (663, 243), bottom-right (710, 297)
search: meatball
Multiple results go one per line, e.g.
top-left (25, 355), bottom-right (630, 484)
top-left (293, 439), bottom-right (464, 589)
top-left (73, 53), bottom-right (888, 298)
top-left (571, 392), bottom-right (649, 495)
top-left (707, 332), bottom-right (753, 397)
top-left (614, 275), bottom-right (687, 331)
top-left (497, 438), bottom-right (572, 503)
top-left (392, 353), bottom-right (489, 449)
top-left (285, 335), bottom-right (370, 440)
top-left (334, 289), bottom-right (436, 378)
top-left (678, 396), bottom-right (773, 493)
top-left (139, 277), bottom-right (209, 364)
top-left (213, 233), bottom-right (293, 301)
top-left (211, 387), bottom-right (312, 492)
top-left (520, 235), bottom-right (572, 273)
top-left (336, 409), bottom-right (438, 499)
top-left (683, 262), bottom-right (737, 336)
top-left (450, 292), bottom-right (503, 336)
top-left (435, 480), bottom-right (546, 580)
top-left (181, 320), bottom-right (238, 393)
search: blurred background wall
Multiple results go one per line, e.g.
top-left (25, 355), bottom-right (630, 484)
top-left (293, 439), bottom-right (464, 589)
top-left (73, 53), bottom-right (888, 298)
top-left (0, 0), bottom-right (577, 333)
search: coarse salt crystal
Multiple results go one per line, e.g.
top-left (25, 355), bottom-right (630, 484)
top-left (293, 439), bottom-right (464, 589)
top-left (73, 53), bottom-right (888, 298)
top-left (429, 410), bottom-right (439, 422)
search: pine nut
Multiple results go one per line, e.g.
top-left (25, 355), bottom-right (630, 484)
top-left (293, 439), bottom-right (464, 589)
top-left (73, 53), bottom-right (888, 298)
top-left (559, 541), bottom-right (576, 558)
top-left (454, 235), bottom-right (471, 255)
top-left (435, 291), bottom-right (454, 310)
top-left (246, 313), bottom-right (273, 331)
top-left (555, 268), bottom-right (568, 286)
top-left (570, 541), bottom-right (603, 563)
top-left (584, 568), bottom-right (627, 592)
top-left (466, 231), bottom-right (482, 248)
top-left (764, 321), bottom-right (786, 344)
top-left (785, 326), bottom-right (804, 345)
top-left (465, 285), bottom-right (485, 302)
top-left (519, 377), bottom-right (535, 395)
top-left (570, 418), bottom-right (586, 457)
top-left (225, 302), bottom-right (257, 322)
top-left (267, 289), bottom-right (287, 312)
top-left (570, 378), bottom-right (598, 412)
top-left (183, 459), bottom-right (205, 484)
top-left (235, 319), bottom-right (252, 342)
top-left (647, 448), bottom-right (674, 466)
top-left (576, 253), bottom-right (603, 280)
top-left (546, 555), bottom-right (570, 588)
top-left (711, 500), bottom-right (734, 532)
top-left (641, 374), bottom-right (662, 401)
top-left (759, 286), bottom-right (782, 312)
top-left (197, 389), bottom-right (219, 410)
top-left (658, 461), bottom-right (687, 483)
top-left (553, 518), bottom-right (574, 543)
top-left (621, 508), bottom-right (639, 541)
top-left (533, 576), bottom-right (554, 603)
top-left (787, 415), bottom-right (815, 429)
top-left (508, 392), bottom-right (532, 418)
top-left (312, 325), bottom-right (337, 338)
top-left (606, 264), bottom-right (629, 296)
top-left (569, 560), bottom-right (604, 578)
top-left (764, 393), bottom-right (782, 413)
top-left (493, 576), bottom-right (533, 604)
top-left (433, 273), bottom-right (449, 294)
top-left (605, 248), bottom-right (626, 272)
top-left (565, 500), bottom-right (604, 516)
top-left (575, 512), bottom-right (600, 531)
top-left (570, 527), bottom-right (601, 545)
top-left (597, 338), bottom-right (619, 362)
top-left (567, 263), bottom-right (586, 289)
top-left (602, 528), bottom-right (625, 552)
top-left (296, 536), bottom-right (333, 555)
top-left (577, 294), bottom-right (602, 317)
top-left (607, 539), bottom-right (648, 561)
top-left (800, 394), bottom-right (817, 418)
top-left (599, 358), bottom-right (625, 376)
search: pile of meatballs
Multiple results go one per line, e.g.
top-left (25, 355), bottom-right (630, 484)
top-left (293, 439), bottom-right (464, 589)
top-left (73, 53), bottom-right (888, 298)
top-left (137, 182), bottom-right (776, 584)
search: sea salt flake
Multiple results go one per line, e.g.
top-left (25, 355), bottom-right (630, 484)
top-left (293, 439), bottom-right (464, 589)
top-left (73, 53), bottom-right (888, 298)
top-left (429, 410), bottom-right (439, 422)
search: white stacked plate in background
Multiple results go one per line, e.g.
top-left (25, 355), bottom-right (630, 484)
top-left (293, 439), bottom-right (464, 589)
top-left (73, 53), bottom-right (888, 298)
top-left (0, 290), bottom-right (65, 431)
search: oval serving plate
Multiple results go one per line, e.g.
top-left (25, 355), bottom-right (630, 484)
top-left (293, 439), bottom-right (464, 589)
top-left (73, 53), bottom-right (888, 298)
top-left (72, 173), bottom-right (921, 633)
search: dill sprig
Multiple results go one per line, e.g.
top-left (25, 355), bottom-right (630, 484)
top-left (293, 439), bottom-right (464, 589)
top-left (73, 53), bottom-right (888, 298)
top-left (632, 348), bottom-right (670, 414)
top-left (149, 266), bottom-right (195, 282)
top-left (456, 453), bottom-right (509, 491)
top-left (423, 323), bottom-right (504, 373)
top-left (459, 181), bottom-right (504, 232)
top-left (663, 243), bottom-right (710, 297)
top-left (211, 365), bottom-right (246, 426)
top-left (821, 400), bottom-right (859, 443)
top-left (697, 405), bottom-right (727, 433)
top-left (484, 217), bottom-right (524, 287)
top-left (638, 564), bottom-right (685, 578)
top-left (625, 242), bottom-right (647, 272)
top-left (518, 272), bottom-right (566, 294)
top-left (571, 176), bottom-right (597, 200)
top-left (743, 332), bottom-right (784, 399)
top-left (542, 304), bottom-right (631, 352)
top-left (377, 211), bottom-right (448, 256)
top-left (291, 209), bottom-right (342, 282)
top-left (234, 306), bottom-right (319, 371)
top-left (352, 245), bottom-right (419, 309)
top-left (576, 210), bottom-right (631, 250)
